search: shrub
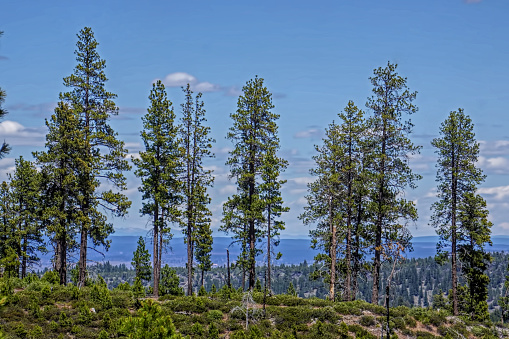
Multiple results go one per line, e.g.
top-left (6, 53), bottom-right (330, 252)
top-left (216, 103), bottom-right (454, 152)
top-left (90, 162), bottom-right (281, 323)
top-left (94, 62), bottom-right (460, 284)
top-left (404, 314), bottom-right (416, 328)
top-left (334, 302), bottom-right (362, 315)
top-left (30, 325), bottom-right (43, 338)
top-left (348, 324), bottom-right (377, 339)
top-left (392, 316), bottom-right (406, 330)
top-left (360, 315), bottom-right (376, 327)
top-left (14, 322), bottom-right (28, 338)
top-left (208, 322), bottom-right (219, 339)
top-left (41, 270), bottom-right (60, 285)
top-left (311, 306), bottom-right (340, 323)
top-left (207, 309), bottom-right (223, 322)
top-left (191, 322), bottom-right (204, 336)
top-left (198, 285), bottom-right (207, 296)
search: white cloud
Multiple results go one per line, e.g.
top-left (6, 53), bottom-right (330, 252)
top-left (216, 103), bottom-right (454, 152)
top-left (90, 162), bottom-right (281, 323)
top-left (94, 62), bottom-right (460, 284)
top-left (477, 156), bottom-right (509, 174)
top-left (0, 120), bottom-right (45, 147)
top-left (477, 185), bottom-right (509, 201)
top-left (155, 72), bottom-right (221, 93)
top-left (479, 140), bottom-right (509, 156)
top-left (294, 127), bottom-right (323, 139)
top-left (220, 185), bottom-right (237, 195)
top-left (290, 176), bottom-right (314, 186)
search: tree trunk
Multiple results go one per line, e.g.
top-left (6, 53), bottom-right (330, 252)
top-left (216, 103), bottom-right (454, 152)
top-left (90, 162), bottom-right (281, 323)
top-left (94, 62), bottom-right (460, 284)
top-left (267, 204), bottom-right (271, 294)
top-left (153, 205), bottom-right (159, 297)
top-left (451, 156), bottom-right (458, 315)
top-left (227, 249), bottom-right (231, 289)
top-left (187, 215), bottom-right (193, 295)
top-left (372, 121), bottom-right (387, 304)
top-left (78, 226), bottom-right (87, 287)
top-left (329, 196), bottom-right (336, 301)
top-left (21, 233), bottom-right (27, 279)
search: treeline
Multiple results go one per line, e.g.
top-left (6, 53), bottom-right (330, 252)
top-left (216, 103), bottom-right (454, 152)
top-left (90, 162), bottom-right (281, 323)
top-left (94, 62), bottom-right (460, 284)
top-left (0, 26), bottom-right (506, 325)
top-left (63, 252), bottom-right (509, 323)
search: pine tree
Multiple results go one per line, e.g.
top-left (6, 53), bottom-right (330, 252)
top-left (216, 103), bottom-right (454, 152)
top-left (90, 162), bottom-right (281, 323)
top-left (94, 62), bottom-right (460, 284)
top-left (194, 209), bottom-right (213, 288)
top-left (133, 80), bottom-right (181, 297)
top-left (260, 149), bottom-right (288, 294)
top-left (221, 76), bottom-right (284, 290)
top-left (301, 120), bottom-right (342, 301)
top-left (60, 27), bottom-right (131, 286)
top-left (9, 157), bottom-right (46, 278)
top-left (457, 192), bottom-right (492, 321)
top-left (159, 264), bottom-right (184, 297)
top-left (431, 108), bottom-right (489, 315)
top-left (0, 181), bottom-right (18, 277)
top-left (335, 101), bottom-right (367, 301)
top-left (35, 102), bottom-right (82, 284)
top-left (366, 62), bottom-right (421, 304)
top-left (132, 236), bottom-right (151, 284)
top-left (179, 84), bottom-right (214, 295)
top-left (0, 31), bottom-right (10, 159)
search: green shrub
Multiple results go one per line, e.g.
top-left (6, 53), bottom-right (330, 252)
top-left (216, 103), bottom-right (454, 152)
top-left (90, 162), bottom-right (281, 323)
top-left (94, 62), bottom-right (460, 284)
top-left (208, 322), bottom-right (219, 339)
top-left (404, 314), bottom-right (416, 328)
top-left (207, 309), bottom-right (223, 322)
top-left (29, 325), bottom-right (43, 338)
top-left (98, 330), bottom-right (109, 339)
top-left (415, 331), bottom-right (436, 339)
top-left (311, 306), bottom-right (340, 323)
top-left (198, 285), bottom-right (207, 296)
top-left (360, 315), bottom-right (376, 327)
top-left (334, 302), bottom-right (361, 315)
top-left (191, 322), bottom-right (204, 336)
top-left (392, 316), bottom-right (406, 330)
top-left (49, 321), bottom-right (59, 332)
top-left (14, 322), bottom-right (28, 339)
top-left (348, 324), bottom-right (377, 339)
top-left (41, 270), bottom-right (60, 285)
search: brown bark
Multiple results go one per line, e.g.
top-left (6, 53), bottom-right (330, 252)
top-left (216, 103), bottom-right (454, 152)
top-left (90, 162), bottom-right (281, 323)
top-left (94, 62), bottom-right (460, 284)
top-left (329, 196), bottom-right (336, 301)
top-left (451, 150), bottom-right (458, 316)
top-left (153, 204), bottom-right (159, 297)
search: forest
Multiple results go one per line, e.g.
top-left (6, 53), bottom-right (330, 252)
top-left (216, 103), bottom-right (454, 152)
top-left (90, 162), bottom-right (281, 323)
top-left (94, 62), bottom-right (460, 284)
top-left (0, 27), bottom-right (508, 338)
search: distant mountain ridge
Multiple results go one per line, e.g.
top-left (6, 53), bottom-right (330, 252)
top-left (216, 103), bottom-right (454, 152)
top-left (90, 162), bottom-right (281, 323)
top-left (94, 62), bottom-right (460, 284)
top-left (37, 235), bottom-right (509, 269)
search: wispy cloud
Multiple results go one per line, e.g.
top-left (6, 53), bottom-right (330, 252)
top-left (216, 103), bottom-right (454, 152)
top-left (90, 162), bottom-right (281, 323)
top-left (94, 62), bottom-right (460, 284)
top-left (464, 0), bottom-right (481, 3)
top-left (294, 127), bottom-right (323, 139)
top-left (154, 72), bottom-right (221, 93)
top-left (477, 156), bottom-right (509, 174)
top-left (0, 120), bottom-right (45, 146)
top-left (478, 185), bottom-right (509, 201)
top-left (479, 140), bottom-right (509, 156)
top-left (6, 102), bottom-right (57, 117)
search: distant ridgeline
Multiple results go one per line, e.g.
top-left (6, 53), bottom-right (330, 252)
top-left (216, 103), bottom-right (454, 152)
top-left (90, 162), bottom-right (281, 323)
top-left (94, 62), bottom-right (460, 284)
top-left (36, 235), bottom-right (509, 268)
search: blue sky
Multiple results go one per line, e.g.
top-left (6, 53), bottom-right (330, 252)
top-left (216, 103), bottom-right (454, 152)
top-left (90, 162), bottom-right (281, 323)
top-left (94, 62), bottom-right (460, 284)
top-left (1, 0), bottom-right (508, 239)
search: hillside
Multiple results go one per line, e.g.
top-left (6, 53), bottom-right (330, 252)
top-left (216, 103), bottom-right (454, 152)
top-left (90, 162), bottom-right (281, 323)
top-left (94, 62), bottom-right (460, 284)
top-left (0, 273), bottom-right (506, 338)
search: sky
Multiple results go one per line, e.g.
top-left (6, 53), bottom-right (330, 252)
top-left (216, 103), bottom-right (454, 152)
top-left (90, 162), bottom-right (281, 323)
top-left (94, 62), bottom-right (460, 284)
top-left (1, 0), bottom-right (508, 240)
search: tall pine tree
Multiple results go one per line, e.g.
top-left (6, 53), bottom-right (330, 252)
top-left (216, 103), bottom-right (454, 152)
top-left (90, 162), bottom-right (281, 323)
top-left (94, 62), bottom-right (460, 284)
top-left (366, 62), bottom-right (421, 304)
top-left (60, 27), bottom-right (131, 286)
top-left (260, 149), bottom-right (288, 294)
top-left (133, 80), bottom-right (181, 297)
top-left (431, 108), bottom-right (487, 316)
top-left (9, 156), bottom-right (46, 278)
top-left (300, 120), bottom-right (343, 300)
top-left (221, 76), bottom-right (285, 290)
top-left (35, 102), bottom-right (82, 284)
top-left (179, 84), bottom-right (214, 296)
